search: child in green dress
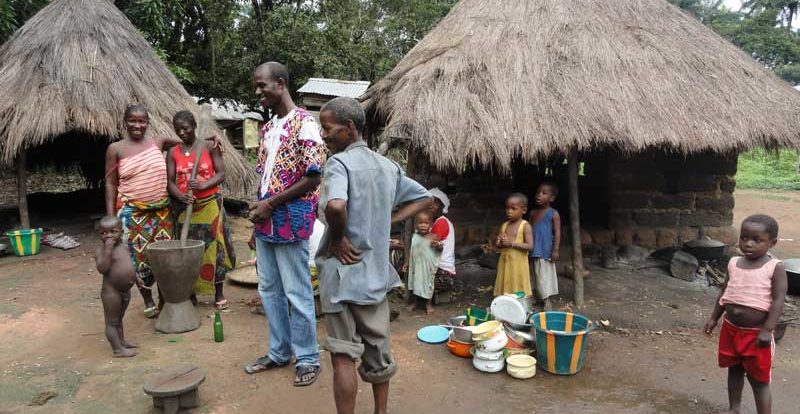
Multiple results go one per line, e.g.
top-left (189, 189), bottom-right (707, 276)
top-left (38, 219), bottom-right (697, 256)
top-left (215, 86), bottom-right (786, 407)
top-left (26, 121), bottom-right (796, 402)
top-left (405, 210), bottom-right (442, 314)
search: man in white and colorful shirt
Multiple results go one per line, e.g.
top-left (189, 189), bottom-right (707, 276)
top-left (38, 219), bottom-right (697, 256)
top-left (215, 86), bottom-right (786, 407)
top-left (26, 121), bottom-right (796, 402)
top-left (244, 61), bottom-right (324, 387)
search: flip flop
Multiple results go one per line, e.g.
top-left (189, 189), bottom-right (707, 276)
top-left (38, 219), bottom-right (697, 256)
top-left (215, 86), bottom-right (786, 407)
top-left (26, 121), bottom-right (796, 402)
top-left (143, 307), bottom-right (158, 319)
top-left (244, 356), bottom-right (289, 374)
top-left (215, 299), bottom-right (229, 310)
top-left (294, 365), bottom-right (321, 387)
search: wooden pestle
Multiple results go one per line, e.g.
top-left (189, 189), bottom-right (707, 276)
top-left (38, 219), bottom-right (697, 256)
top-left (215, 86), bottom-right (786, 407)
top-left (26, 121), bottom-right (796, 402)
top-left (181, 110), bottom-right (208, 247)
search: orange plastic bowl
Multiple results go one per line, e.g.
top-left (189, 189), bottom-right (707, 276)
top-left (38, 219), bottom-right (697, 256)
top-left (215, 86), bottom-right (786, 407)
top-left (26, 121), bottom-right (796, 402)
top-left (447, 338), bottom-right (473, 358)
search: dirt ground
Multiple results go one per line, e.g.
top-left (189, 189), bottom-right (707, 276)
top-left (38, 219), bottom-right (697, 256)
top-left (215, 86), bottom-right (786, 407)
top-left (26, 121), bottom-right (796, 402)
top-left (0, 189), bottom-right (798, 414)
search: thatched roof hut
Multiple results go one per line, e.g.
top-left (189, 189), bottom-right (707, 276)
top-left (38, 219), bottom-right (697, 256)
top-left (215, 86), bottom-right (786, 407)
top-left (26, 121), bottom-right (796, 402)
top-left (0, 0), bottom-right (257, 201)
top-left (363, 0), bottom-right (800, 305)
top-left (363, 0), bottom-right (800, 173)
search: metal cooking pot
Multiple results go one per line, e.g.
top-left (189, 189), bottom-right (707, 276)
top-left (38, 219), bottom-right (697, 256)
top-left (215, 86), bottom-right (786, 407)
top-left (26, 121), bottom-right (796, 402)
top-left (784, 259), bottom-right (800, 295)
top-left (683, 239), bottom-right (727, 261)
top-left (504, 326), bottom-right (536, 348)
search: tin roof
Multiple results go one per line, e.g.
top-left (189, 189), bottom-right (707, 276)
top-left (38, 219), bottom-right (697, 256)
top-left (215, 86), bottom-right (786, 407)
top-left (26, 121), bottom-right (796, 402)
top-left (193, 97), bottom-right (263, 121)
top-left (297, 78), bottom-right (370, 99)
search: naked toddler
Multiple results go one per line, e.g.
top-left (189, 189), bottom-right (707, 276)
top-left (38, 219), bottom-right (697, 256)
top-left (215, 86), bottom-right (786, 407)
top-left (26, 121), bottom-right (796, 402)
top-left (94, 216), bottom-right (141, 357)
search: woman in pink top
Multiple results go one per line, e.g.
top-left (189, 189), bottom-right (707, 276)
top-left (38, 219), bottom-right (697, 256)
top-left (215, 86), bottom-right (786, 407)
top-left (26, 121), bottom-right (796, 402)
top-left (104, 104), bottom-right (219, 317)
top-left (704, 214), bottom-right (787, 414)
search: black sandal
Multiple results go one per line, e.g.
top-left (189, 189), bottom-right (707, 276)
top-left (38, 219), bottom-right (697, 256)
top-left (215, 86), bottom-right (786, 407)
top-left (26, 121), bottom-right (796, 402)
top-left (243, 356), bottom-right (289, 374)
top-left (293, 364), bottom-right (321, 387)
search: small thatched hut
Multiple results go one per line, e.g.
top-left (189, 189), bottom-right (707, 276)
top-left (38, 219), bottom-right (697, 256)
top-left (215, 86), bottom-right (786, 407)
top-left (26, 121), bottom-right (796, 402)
top-left (363, 0), bottom-right (800, 304)
top-left (0, 0), bottom-right (257, 227)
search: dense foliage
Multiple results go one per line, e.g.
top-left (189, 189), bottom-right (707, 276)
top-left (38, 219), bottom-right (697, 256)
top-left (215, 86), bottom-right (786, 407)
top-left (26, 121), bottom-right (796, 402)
top-left (4, 1), bottom-right (800, 101)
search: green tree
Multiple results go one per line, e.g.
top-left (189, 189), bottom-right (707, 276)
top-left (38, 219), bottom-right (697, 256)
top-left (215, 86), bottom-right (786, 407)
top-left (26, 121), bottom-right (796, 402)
top-left (0, 0), bottom-right (49, 44)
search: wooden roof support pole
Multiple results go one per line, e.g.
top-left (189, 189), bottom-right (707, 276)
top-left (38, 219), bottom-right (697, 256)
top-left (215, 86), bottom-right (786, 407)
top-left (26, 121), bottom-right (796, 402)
top-left (401, 146), bottom-right (420, 286)
top-left (568, 153), bottom-right (584, 307)
top-left (17, 149), bottom-right (31, 229)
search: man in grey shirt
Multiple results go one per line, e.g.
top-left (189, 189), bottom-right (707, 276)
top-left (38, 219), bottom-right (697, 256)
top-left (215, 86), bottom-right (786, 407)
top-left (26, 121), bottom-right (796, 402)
top-left (316, 97), bottom-right (431, 414)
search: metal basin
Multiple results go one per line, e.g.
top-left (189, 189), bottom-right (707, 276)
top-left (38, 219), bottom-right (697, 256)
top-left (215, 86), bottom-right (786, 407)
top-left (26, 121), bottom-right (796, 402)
top-left (784, 258), bottom-right (800, 295)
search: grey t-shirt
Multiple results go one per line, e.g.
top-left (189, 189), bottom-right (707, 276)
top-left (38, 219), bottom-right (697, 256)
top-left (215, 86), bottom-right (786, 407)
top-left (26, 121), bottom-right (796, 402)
top-left (316, 141), bottom-right (429, 312)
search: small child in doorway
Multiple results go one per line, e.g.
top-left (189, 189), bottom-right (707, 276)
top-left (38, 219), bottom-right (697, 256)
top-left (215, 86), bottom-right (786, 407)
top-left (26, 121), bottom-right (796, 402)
top-left (529, 182), bottom-right (561, 310)
top-left (704, 214), bottom-right (787, 414)
top-left (494, 193), bottom-right (533, 297)
top-left (405, 210), bottom-right (442, 314)
top-left (94, 216), bottom-right (142, 357)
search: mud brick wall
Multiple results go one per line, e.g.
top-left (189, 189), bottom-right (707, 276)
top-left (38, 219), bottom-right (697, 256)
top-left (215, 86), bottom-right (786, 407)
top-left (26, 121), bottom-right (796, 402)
top-left (603, 150), bottom-right (738, 248)
top-left (409, 160), bottom-right (512, 247)
top-left (409, 150), bottom-right (739, 250)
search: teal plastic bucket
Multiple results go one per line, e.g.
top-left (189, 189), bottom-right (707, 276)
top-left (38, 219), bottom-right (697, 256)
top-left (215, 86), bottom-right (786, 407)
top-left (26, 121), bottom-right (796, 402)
top-left (5, 228), bottom-right (42, 256)
top-left (530, 311), bottom-right (594, 375)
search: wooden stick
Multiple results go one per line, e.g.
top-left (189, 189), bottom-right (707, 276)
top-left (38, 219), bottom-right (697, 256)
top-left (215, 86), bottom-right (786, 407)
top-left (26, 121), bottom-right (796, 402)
top-left (17, 149), bottom-right (30, 229)
top-left (568, 153), bottom-right (585, 307)
top-left (181, 110), bottom-right (206, 247)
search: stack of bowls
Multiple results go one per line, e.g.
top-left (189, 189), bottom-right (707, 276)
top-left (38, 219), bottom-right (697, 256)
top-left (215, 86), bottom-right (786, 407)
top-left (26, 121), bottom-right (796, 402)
top-left (445, 316), bottom-right (475, 358)
top-left (471, 321), bottom-right (508, 373)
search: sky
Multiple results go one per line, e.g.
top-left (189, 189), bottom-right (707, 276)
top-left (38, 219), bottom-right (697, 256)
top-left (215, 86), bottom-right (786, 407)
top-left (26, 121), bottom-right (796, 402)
top-left (723, 0), bottom-right (742, 10)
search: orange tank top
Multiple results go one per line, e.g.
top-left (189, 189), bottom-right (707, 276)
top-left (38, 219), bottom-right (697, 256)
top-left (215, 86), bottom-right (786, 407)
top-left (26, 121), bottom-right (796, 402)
top-left (171, 147), bottom-right (219, 199)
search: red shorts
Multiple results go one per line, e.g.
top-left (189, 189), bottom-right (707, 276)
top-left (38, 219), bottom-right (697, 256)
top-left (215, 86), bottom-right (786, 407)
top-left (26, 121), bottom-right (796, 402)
top-left (718, 318), bottom-right (774, 384)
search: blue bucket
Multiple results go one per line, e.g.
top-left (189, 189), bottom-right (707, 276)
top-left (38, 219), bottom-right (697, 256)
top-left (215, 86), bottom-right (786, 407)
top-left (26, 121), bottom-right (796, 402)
top-left (530, 311), bottom-right (594, 375)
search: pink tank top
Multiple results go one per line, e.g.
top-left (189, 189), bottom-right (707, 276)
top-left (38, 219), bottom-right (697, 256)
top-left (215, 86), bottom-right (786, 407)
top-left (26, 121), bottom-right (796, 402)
top-left (117, 141), bottom-right (168, 203)
top-left (719, 256), bottom-right (780, 312)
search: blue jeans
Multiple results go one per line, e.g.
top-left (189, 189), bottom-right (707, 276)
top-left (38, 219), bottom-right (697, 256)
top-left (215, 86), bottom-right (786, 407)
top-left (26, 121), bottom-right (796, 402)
top-left (256, 238), bottom-right (319, 367)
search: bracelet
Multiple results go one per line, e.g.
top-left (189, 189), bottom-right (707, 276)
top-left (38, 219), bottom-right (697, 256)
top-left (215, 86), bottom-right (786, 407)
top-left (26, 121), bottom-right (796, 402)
top-left (264, 200), bottom-right (274, 210)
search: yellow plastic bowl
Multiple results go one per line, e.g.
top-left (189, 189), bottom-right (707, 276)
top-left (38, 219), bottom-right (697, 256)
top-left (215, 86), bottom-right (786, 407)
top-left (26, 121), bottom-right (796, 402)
top-left (471, 320), bottom-right (503, 341)
top-left (506, 354), bottom-right (537, 379)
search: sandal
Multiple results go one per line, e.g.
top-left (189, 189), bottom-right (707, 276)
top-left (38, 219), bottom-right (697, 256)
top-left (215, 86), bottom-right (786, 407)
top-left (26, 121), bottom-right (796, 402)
top-left (215, 299), bottom-right (229, 310)
top-left (294, 365), bottom-right (321, 387)
top-left (143, 307), bottom-right (158, 319)
top-left (244, 356), bottom-right (289, 374)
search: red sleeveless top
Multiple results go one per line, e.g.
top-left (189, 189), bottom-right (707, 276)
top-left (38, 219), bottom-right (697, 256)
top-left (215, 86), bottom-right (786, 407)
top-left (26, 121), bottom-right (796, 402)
top-left (171, 147), bottom-right (219, 199)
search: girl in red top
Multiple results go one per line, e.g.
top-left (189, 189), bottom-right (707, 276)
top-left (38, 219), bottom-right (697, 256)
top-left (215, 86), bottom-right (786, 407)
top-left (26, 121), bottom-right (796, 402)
top-left (167, 111), bottom-right (236, 310)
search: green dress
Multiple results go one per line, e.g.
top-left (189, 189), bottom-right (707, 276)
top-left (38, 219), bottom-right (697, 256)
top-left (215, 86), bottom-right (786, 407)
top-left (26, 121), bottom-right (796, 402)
top-left (408, 233), bottom-right (442, 299)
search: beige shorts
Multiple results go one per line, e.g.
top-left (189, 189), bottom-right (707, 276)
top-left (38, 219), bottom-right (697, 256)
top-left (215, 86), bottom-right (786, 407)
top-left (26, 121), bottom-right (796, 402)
top-left (323, 299), bottom-right (397, 384)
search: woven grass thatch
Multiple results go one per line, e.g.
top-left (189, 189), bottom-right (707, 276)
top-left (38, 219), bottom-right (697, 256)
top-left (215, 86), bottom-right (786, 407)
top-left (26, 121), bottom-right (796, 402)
top-left (0, 0), bottom-right (257, 198)
top-left (363, 0), bottom-right (800, 173)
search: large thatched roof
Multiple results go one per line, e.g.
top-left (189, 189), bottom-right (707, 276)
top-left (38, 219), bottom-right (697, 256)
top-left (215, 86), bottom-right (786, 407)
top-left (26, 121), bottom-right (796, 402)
top-left (363, 0), bottom-right (800, 173)
top-left (0, 0), bottom-right (257, 198)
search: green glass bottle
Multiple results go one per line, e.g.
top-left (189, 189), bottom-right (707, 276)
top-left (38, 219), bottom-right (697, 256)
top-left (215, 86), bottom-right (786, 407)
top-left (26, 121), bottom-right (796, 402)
top-left (213, 310), bottom-right (224, 342)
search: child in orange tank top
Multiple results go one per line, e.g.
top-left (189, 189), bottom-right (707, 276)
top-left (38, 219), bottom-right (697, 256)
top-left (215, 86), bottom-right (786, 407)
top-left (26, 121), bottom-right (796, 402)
top-left (704, 214), bottom-right (788, 414)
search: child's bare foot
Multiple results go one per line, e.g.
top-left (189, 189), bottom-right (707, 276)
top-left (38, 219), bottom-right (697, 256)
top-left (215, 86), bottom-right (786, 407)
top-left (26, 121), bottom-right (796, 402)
top-left (121, 340), bottom-right (139, 348)
top-left (405, 303), bottom-right (415, 312)
top-left (425, 303), bottom-right (434, 315)
top-left (112, 348), bottom-right (138, 358)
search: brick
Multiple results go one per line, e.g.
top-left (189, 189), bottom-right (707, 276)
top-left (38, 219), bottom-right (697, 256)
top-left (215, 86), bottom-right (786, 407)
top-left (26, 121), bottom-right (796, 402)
top-left (678, 227), bottom-right (700, 243)
top-left (589, 229), bottom-right (616, 245)
top-left (695, 193), bottom-right (735, 213)
top-left (610, 192), bottom-right (652, 209)
top-left (580, 228), bottom-right (592, 246)
top-left (611, 172), bottom-right (666, 192)
top-left (634, 211), bottom-right (680, 227)
top-left (651, 194), bottom-right (695, 210)
top-left (705, 226), bottom-right (739, 245)
top-left (610, 210), bottom-right (635, 227)
top-left (616, 227), bottom-right (635, 245)
top-left (634, 228), bottom-right (657, 248)
top-left (720, 176), bottom-right (736, 193)
top-left (679, 212), bottom-right (724, 227)
top-left (656, 228), bottom-right (679, 249)
top-left (676, 175), bottom-right (719, 192)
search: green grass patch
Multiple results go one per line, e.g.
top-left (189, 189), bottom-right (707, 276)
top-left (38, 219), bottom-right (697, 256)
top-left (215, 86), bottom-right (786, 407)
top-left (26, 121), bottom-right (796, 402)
top-left (737, 149), bottom-right (800, 190)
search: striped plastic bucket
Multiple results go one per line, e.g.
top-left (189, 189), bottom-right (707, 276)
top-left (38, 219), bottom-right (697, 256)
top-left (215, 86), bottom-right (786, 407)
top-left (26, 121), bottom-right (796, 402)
top-left (5, 228), bottom-right (43, 256)
top-left (530, 311), bottom-right (594, 375)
